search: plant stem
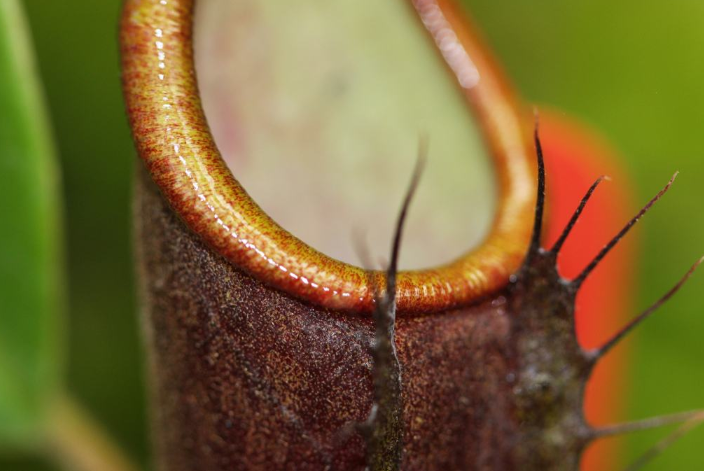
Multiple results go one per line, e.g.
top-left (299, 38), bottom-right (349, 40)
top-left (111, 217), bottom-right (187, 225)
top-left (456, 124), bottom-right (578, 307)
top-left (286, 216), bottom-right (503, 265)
top-left (45, 394), bottom-right (141, 471)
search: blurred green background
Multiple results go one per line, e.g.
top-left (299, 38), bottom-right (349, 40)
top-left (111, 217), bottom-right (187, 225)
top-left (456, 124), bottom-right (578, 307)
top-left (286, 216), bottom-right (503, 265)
top-left (3, 0), bottom-right (703, 469)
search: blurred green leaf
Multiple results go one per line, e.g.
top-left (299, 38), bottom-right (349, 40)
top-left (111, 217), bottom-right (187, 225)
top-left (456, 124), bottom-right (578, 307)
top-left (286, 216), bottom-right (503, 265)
top-left (0, 0), bottom-right (63, 447)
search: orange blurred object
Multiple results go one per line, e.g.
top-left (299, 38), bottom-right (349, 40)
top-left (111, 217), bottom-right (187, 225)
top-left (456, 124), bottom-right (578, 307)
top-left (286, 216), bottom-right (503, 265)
top-left (542, 110), bottom-right (636, 471)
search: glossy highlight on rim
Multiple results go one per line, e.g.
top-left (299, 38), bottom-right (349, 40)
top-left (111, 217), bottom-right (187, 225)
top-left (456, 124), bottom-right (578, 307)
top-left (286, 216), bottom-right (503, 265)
top-left (120, 0), bottom-right (536, 314)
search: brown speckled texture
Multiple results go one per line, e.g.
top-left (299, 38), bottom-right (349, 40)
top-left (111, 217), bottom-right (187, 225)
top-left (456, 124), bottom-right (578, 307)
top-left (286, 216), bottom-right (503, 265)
top-left (136, 164), bottom-right (591, 470)
top-left (125, 0), bottom-right (604, 468)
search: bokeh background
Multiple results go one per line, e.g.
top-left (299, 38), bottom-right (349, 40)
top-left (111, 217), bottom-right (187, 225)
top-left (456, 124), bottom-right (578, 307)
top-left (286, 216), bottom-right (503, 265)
top-left (4, 0), bottom-right (704, 469)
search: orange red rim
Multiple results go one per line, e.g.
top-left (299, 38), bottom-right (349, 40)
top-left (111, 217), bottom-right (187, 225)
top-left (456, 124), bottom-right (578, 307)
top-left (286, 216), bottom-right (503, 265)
top-left (120, 0), bottom-right (536, 313)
